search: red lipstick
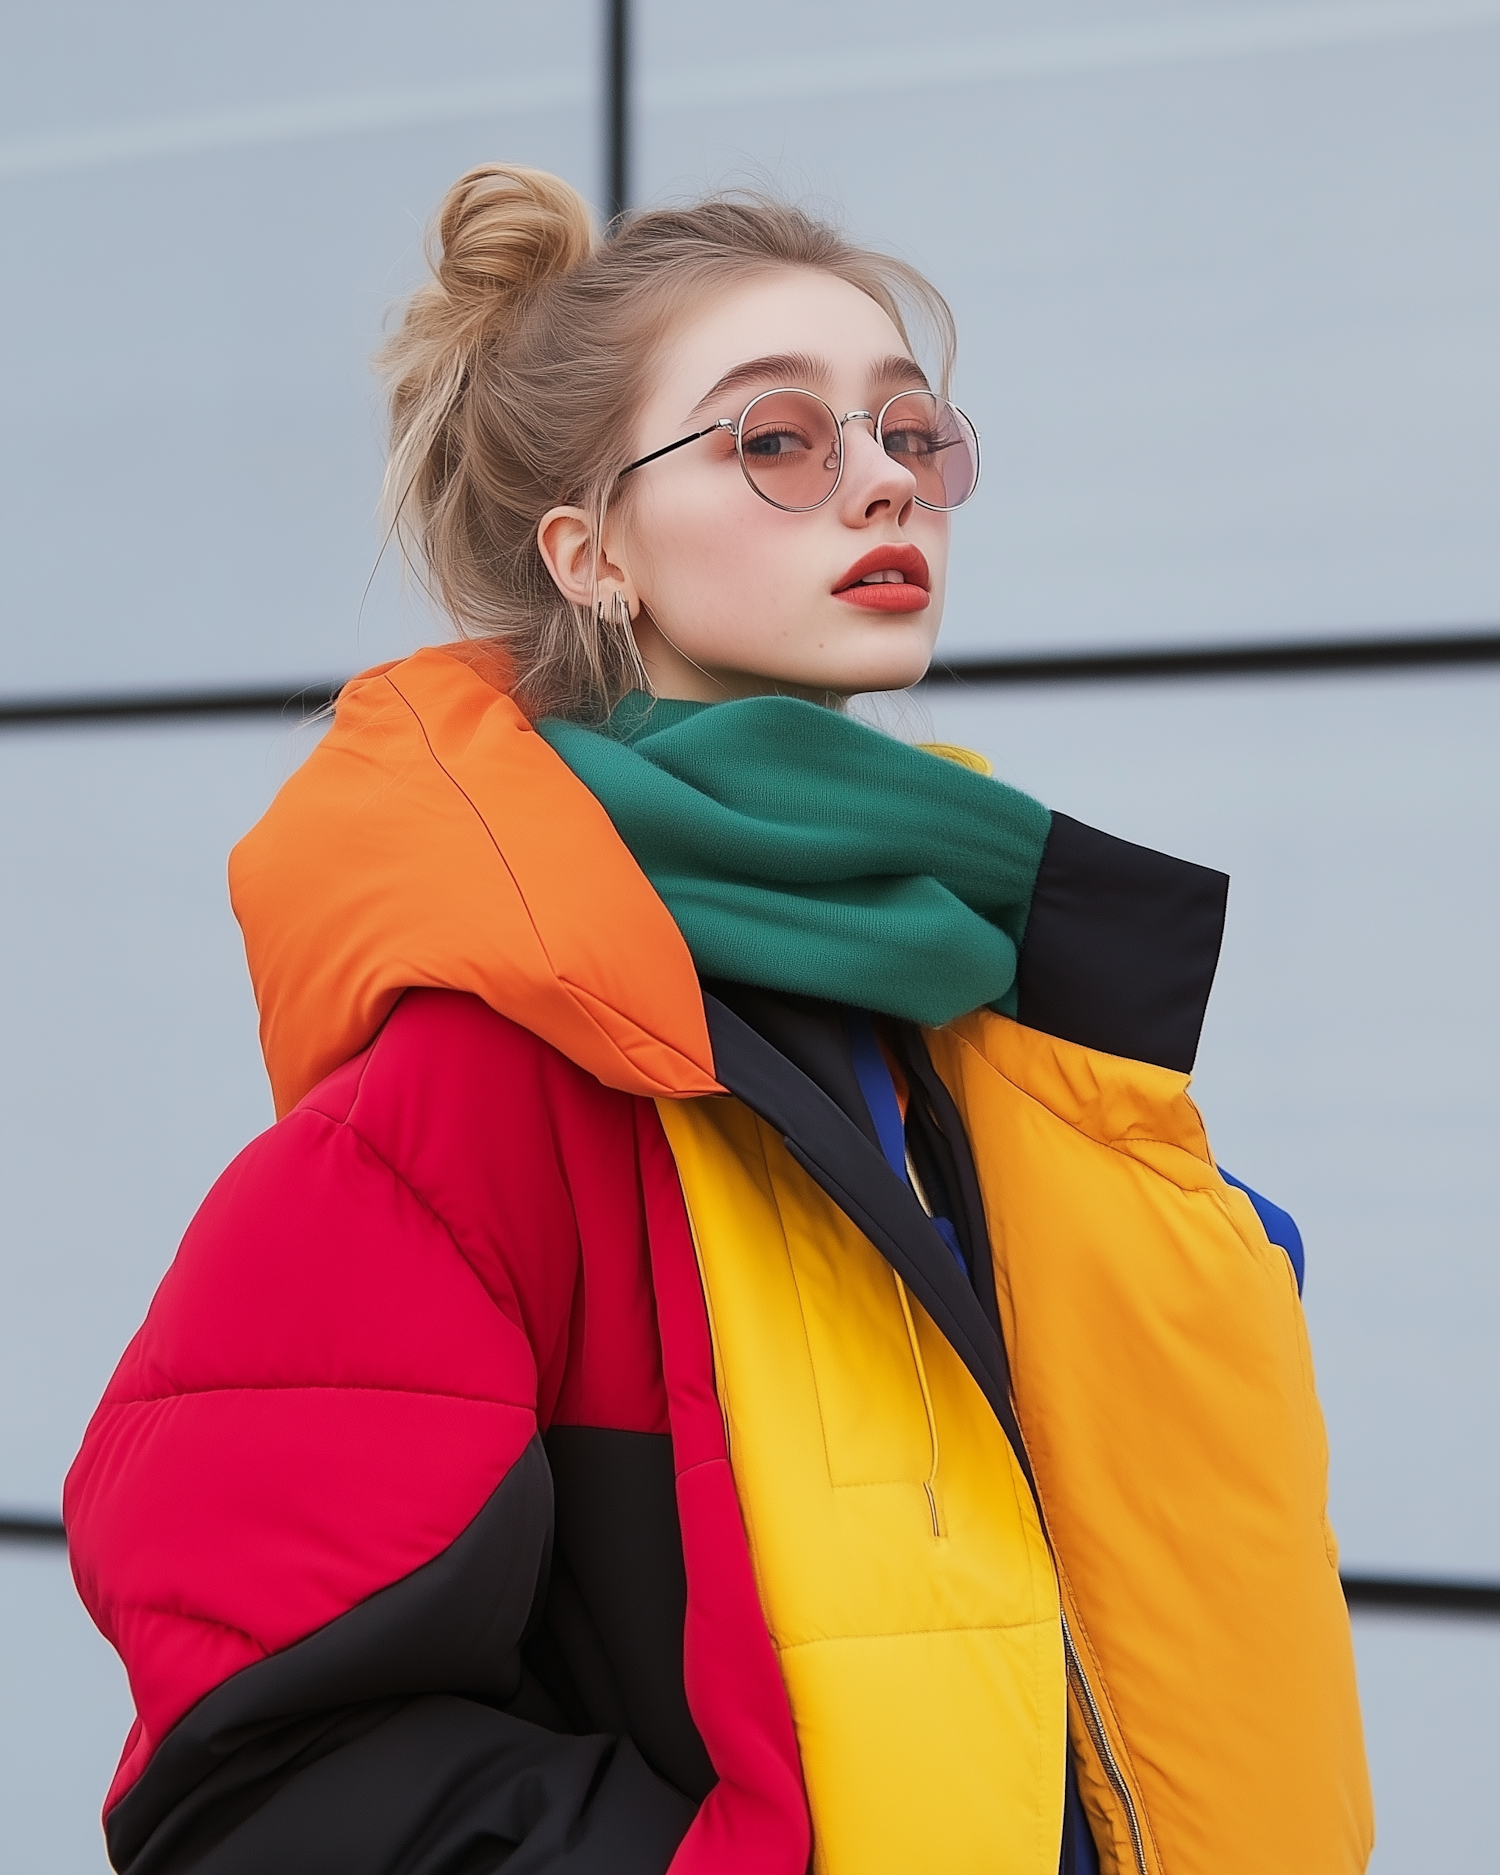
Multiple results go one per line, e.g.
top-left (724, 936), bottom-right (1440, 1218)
top-left (832, 544), bottom-right (931, 612)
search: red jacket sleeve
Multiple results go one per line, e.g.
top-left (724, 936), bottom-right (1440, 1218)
top-left (64, 989), bottom-right (694, 1875)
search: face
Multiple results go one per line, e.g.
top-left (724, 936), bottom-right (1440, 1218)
top-left (539, 269), bottom-right (956, 702)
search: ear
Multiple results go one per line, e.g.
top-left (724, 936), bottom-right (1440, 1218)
top-left (536, 506), bottom-right (638, 614)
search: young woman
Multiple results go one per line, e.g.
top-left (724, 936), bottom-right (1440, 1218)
top-left (66, 167), bottom-right (1372, 1875)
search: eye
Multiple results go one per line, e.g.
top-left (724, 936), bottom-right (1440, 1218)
top-left (881, 421), bottom-right (943, 460)
top-left (741, 422), bottom-right (815, 459)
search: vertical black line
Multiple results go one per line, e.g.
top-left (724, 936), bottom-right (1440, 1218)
top-left (606, 0), bottom-right (630, 222)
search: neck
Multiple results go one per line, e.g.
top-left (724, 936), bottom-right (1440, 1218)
top-left (631, 610), bottom-right (846, 707)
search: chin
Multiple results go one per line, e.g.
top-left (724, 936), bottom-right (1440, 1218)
top-left (828, 647), bottom-right (937, 697)
top-left (770, 621), bottom-right (935, 699)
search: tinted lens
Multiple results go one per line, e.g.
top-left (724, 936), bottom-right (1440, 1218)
top-left (878, 392), bottom-right (979, 509)
top-left (736, 389), bottom-right (842, 509)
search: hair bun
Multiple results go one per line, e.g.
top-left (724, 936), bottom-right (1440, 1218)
top-left (432, 164), bottom-right (594, 322)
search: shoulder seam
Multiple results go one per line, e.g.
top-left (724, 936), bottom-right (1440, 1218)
top-left (300, 1015), bottom-right (382, 1125)
top-left (338, 1106), bottom-right (535, 1311)
top-left (271, 1084), bottom-right (540, 1323)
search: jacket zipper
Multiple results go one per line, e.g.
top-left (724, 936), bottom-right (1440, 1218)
top-left (1062, 1614), bottom-right (1148, 1875)
top-left (894, 1148), bottom-right (947, 1539)
top-left (904, 1128), bottom-right (1143, 1863)
top-left (892, 1270), bottom-right (946, 1538)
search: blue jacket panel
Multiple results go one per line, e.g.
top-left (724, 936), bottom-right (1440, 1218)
top-left (1220, 1170), bottom-right (1305, 1294)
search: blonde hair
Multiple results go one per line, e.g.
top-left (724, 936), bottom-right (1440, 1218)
top-left (379, 165), bottom-right (957, 720)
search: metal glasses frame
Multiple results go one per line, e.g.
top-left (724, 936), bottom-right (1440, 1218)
top-left (616, 385), bottom-right (981, 513)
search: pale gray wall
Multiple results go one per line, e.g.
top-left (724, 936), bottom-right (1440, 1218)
top-left (2, 3), bottom-right (1497, 1867)
top-left (0, 0), bottom-right (600, 696)
top-left (916, 670), bottom-right (1500, 1577)
top-left (638, 0), bottom-right (1500, 656)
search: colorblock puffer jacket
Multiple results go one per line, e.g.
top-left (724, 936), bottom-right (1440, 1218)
top-left (65, 647), bottom-right (1373, 1875)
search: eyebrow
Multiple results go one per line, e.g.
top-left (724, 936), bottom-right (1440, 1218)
top-left (687, 350), bottom-right (931, 418)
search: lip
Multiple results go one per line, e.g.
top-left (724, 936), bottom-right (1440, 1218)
top-left (832, 543), bottom-right (931, 612)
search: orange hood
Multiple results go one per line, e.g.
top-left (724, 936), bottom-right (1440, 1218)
top-left (230, 644), bottom-right (719, 1117)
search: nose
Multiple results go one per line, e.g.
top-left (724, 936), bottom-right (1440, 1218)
top-left (837, 411), bottom-right (917, 522)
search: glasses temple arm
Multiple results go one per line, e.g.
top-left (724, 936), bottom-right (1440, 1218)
top-left (618, 421), bottom-right (729, 480)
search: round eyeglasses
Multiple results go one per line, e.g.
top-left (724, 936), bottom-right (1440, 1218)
top-left (617, 386), bottom-right (981, 513)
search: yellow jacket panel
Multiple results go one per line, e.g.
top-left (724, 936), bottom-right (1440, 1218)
top-left (664, 1008), bottom-right (1372, 1875)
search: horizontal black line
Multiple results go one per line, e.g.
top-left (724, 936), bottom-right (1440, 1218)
top-left (3, 629), bottom-right (1500, 729)
top-left (0, 1514), bottom-right (66, 1543)
top-left (924, 627), bottom-right (1500, 687)
top-left (1340, 1573), bottom-right (1500, 1617)
top-left (1, 1510), bottom-right (1497, 1619)
top-left (0, 680), bottom-right (343, 728)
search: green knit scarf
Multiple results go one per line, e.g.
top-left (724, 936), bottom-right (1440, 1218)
top-left (538, 692), bottom-right (1052, 1027)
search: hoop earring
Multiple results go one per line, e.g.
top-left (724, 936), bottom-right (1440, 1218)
top-left (595, 589), bottom-right (633, 632)
top-left (597, 589), bottom-right (656, 697)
